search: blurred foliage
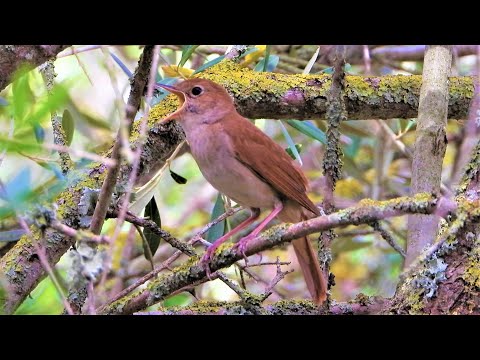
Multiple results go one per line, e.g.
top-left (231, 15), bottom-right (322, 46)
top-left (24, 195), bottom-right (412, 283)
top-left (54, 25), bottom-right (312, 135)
top-left (0, 45), bottom-right (475, 314)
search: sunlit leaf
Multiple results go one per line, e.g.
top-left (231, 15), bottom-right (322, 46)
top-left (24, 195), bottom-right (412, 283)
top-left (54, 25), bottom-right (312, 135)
top-left (161, 65), bottom-right (194, 78)
top-left (61, 109), bottom-right (75, 146)
top-left (12, 70), bottom-right (34, 123)
top-left (242, 45), bottom-right (266, 66)
top-left (303, 46), bottom-right (320, 74)
top-left (178, 45), bottom-right (199, 67)
top-left (206, 193), bottom-right (226, 243)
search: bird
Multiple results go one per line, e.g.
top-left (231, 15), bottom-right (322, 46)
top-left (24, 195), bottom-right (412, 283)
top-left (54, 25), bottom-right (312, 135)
top-left (158, 78), bottom-right (327, 304)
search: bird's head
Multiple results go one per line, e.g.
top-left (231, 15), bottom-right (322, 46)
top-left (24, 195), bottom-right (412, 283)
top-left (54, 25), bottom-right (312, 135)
top-left (158, 78), bottom-right (235, 128)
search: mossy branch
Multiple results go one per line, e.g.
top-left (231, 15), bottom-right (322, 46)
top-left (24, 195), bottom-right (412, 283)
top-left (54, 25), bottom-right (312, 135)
top-left (99, 194), bottom-right (439, 314)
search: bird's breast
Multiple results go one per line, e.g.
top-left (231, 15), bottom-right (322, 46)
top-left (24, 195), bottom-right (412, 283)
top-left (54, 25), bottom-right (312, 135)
top-left (186, 127), bottom-right (278, 209)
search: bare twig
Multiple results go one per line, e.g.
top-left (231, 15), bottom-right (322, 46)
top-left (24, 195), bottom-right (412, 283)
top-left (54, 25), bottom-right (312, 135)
top-left (50, 220), bottom-right (111, 245)
top-left (261, 257), bottom-right (294, 301)
top-left (370, 221), bottom-right (406, 258)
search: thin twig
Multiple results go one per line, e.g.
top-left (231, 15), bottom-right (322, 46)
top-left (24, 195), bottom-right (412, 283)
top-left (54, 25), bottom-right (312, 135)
top-left (261, 257), bottom-right (294, 301)
top-left (370, 221), bottom-right (406, 258)
top-left (50, 220), bottom-right (111, 245)
top-left (38, 59), bottom-right (72, 174)
top-left (103, 207), bottom-right (240, 305)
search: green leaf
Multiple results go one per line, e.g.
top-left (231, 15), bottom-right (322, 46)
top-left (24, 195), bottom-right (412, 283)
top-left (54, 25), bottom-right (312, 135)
top-left (62, 109), bottom-right (75, 146)
top-left (178, 45), bottom-right (200, 67)
top-left (141, 197), bottom-right (162, 269)
top-left (263, 45), bottom-right (271, 72)
top-left (25, 84), bottom-right (69, 127)
top-left (33, 124), bottom-right (45, 144)
top-left (344, 135), bottom-right (362, 159)
top-left (192, 55), bottom-right (226, 75)
top-left (169, 169), bottom-right (187, 184)
top-left (206, 193), bottom-right (226, 243)
top-left (285, 144), bottom-right (303, 160)
top-left (0, 135), bottom-right (42, 153)
top-left (254, 55), bottom-right (279, 72)
top-left (12, 70), bottom-right (34, 124)
top-left (285, 120), bottom-right (327, 144)
top-left (279, 120), bottom-right (302, 165)
top-left (3, 168), bottom-right (33, 211)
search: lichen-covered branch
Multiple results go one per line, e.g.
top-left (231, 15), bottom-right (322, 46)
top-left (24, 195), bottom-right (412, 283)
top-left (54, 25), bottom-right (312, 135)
top-left (136, 296), bottom-right (390, 315)
top-left (407, 46), bottom-right (453, 267)
top-left (99, 194), bottom-right (439, 314)
top-left (190, 61), bottom-right (473, 120)
top-left (0, 45), bottom-right (70, 91)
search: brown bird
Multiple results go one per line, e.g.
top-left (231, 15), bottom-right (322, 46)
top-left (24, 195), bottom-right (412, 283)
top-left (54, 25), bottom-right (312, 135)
top-left (158, 78), bottom-right (327, 304)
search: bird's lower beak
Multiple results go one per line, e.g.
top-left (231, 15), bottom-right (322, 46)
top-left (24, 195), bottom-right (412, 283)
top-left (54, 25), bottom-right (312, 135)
top-left (156, 83), bottom-right (186, 124)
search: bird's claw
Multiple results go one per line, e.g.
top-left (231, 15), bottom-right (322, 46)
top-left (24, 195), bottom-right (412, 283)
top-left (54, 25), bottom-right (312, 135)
top-left (200, 246), bottom-right (217, 280)
top-left (233, 235), bottom-right (254, 265)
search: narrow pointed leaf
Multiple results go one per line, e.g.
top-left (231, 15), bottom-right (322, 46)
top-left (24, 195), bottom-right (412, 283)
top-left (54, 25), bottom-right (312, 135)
top-left (206, 193), bottom-right (226, 243)
top-left (179, 45), bottom-right (200, 67)
top-left (285, 120), bottom-right (327, 144)
top-left (61, 109), bottom-right (75, 146)
top-left (170, 169), bottom-right (187, 184)
top-left (142, 196), bottom-right (162, 263)
top-left (110, 52), bottom-right (133, 78)
top-left (192, 55), bottom-right (226, 75)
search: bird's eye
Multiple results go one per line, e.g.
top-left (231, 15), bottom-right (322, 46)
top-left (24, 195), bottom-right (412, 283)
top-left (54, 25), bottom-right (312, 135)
top-left (191, 86), bottom-right (203, 96)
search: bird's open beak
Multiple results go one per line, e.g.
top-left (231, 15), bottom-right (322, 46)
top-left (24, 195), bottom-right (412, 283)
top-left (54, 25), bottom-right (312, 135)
top-left (156, 83), bottom-right (186, 123)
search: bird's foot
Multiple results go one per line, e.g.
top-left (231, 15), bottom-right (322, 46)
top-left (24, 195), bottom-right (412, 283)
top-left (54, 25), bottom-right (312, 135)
top-left (233, 234), bottom-right (255, 265)
top-left (199, 244), bottom-right (219, 280)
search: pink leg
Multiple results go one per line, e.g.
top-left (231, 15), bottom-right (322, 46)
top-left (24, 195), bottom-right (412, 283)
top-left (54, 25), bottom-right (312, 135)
top-left (234, 202), bottom-right (284, 262)
top-left (201, 208), bottom-right (260, 277)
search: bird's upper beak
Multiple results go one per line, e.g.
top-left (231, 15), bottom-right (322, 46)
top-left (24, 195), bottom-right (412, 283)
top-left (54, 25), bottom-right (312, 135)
top-left (156, 83), bottom-right (186, 123)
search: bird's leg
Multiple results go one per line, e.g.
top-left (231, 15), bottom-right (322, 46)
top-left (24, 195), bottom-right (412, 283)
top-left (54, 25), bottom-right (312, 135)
top-left (201, 208), bottom-right (261, 278)
top-left (234, 202), bottom-right (284, 263)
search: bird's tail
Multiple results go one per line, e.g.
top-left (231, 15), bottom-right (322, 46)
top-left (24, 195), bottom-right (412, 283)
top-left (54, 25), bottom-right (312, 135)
top-left (292, 235), bottom-right (328, 305)
top-left (279, 205), bottom-right (328, 305)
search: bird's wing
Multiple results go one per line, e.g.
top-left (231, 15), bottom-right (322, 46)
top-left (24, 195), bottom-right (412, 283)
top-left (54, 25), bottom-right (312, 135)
top-left (224, 114), bottom-right (320, 216)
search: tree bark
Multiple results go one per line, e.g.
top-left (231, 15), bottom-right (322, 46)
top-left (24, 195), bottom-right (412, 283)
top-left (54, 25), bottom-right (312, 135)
top-left (0, 45), bottom-right (70, 91)
top-left (406, 46), bottom-right (453, 267)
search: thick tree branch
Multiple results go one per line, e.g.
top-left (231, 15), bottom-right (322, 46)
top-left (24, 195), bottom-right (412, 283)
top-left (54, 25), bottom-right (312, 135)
top-left (407, 46), bottom-right (452, 267)
top-left (0, 45), bottom-right (70, 91)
